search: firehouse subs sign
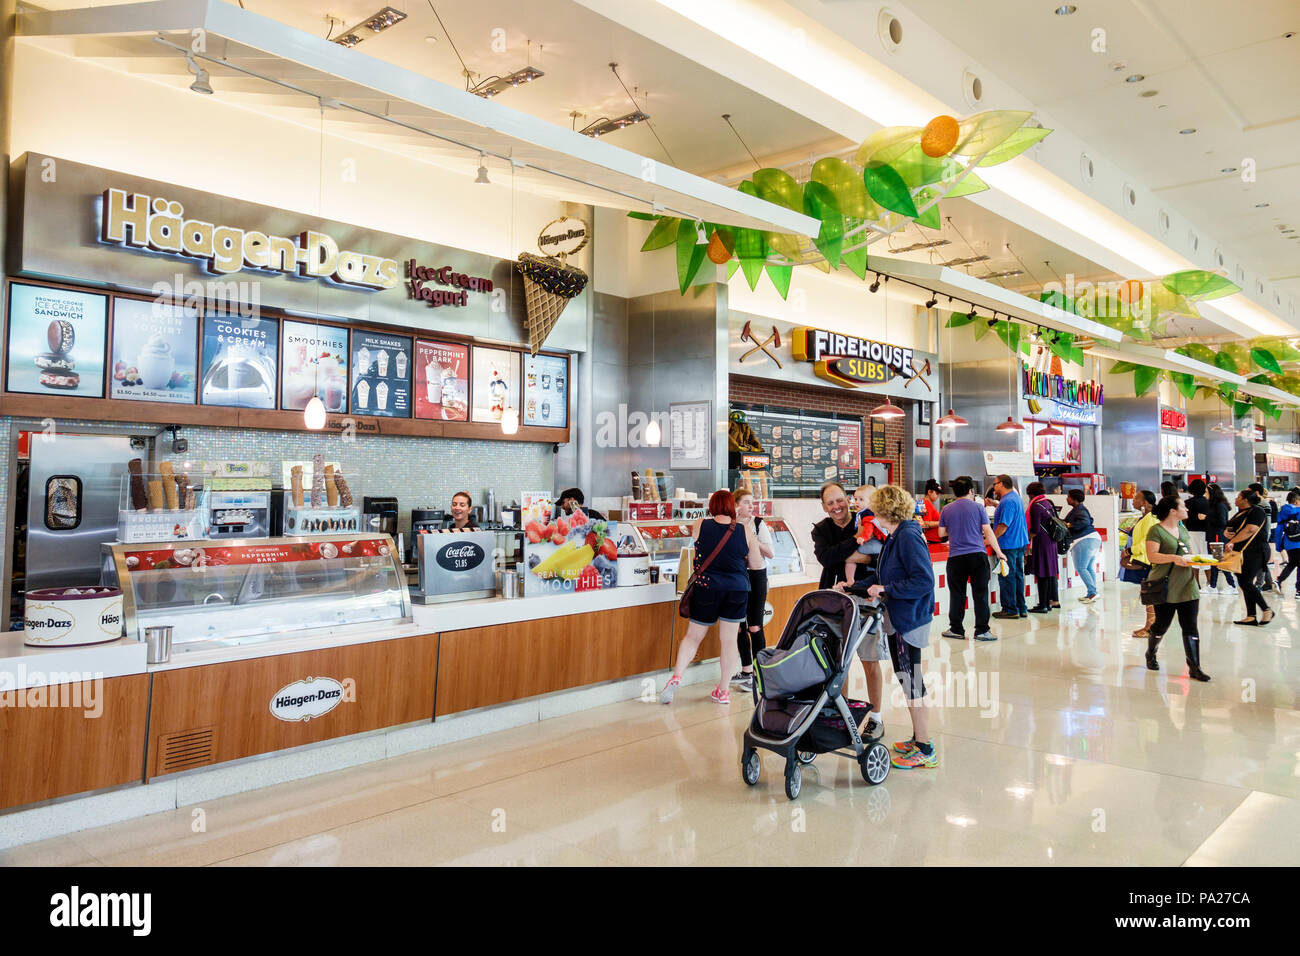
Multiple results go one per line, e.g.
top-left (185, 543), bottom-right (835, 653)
top-left (790, 326), bottom-right (914, 389)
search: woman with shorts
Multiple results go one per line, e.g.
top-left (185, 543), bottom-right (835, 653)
top-left (660, 490), bottom-right (762, 705)
top-left (730, 489), bottom-right (775, 694)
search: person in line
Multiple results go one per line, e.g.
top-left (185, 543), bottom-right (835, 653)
top-left (1247, 482), bottom-right (1278, 592)
top-left (446, 491), bottom-right (480, 530)
top-left (660, 490), bottom-right (762, 706)
top-left (1161, 480), bottom-right (1177, 500)
top-left (1225, 489), bottom-right (1273, 626)
top-left (1184, 478), bottom-right (1210, 536)
top-left (1205, 483), bottom-right (1237, 595)
top-left (918, 478), bottom-right (943, 544)
top-left (1125, 490), bottom-right (1160, 638)
top-left (811, 482), bottom-right (861, 589)
top-left (990, 475), bottom-right (1030, 619)
top-left (939, 476), bottom-right (1005, 642)
top-left (1274, 489), bottom-right (1300, 599)
top-left (558, 487), bottom-right (605, 521)
top-left (837, 485), bottom-right (938, 768)
top-left (1026, 481), bottom-right (1061, 613)
top-left (837, 487), bottom-right (888, 737)
top-left (1143, 495), bottom-right (1210, 682)
top-left (730, 489), bottom-right (775, 693)
top-left (1064, 488), bottom-right (1102, 603)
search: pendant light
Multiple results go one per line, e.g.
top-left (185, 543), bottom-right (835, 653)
top-left (937, 300), bottom-right (967, 429)
top-left (995, 315), bottom-right (1025, 433)
top-left (1038, 421), bottom-right (1063, 437)
top-left (870, 276), bottom-right (905, 419)
top-left (501, 407), bottom-right (520, 435)
top-left (304, 396), bottom-right (327, 430)
top-left (645, 291), bottom-right (661, 445)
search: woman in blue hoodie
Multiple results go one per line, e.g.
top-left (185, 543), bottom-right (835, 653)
top-left (839, 484), bottom-right (937, 769)
top-left (1274, 489), bottom-right (1300, 598)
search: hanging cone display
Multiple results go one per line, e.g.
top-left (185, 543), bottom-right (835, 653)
top-left (516, 253), bottom-right (589, 355)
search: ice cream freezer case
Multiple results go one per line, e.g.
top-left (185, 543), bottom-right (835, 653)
top-left (622, 519), bottom-right (805, 577)
top-left (102, 534), bottom-right (410, 653)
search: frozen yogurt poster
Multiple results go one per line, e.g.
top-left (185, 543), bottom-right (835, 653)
top-left (200, 314), bottom-right (279, 409)
top-left (5, 282), bottom-right (108, 398)
top-left (109, 298), bottom-right (198, 404)
top-left (351, 330), bottom-right (412, 418)
top-left (470, 346), bottom-right (521, 424)
top-left (281, 320), bottom-right (349, 413)
top-left (413, 339), bottom-right (468, 421)
top-left (523, 353), bottom-right (568, 428)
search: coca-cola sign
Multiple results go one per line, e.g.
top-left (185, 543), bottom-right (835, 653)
top-left (436, 541), bottom-right (486, 572)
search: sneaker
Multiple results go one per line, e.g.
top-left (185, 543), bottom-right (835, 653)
top-left (1018, 612), bottom-right (1029, 619)
top-left (892, 738), bottom-right (918, 755)
top-left (1079, 594), bottom-right (1096, 604)
top-left (992, 611), bottom-right (1020, 619)
top-left (659, 675), bottom-right (681, 705)
top-left (974, 630), bottom-right (997, 642)
top-left (941, 628), bottom-right (966, 640)
top-left (891, 744), bottom-right (939, 769)
top-left (731, 673), bottom-right (754, 693)
top-left (709, 686), bottom-right (731, 705)
top-left (864, 717), bottom-right (884, 741)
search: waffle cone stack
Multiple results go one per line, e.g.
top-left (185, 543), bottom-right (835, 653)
top-left (521, 275), bottom-right (571, 356)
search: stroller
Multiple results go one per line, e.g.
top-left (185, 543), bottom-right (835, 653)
top-left (741, 589), bottom-right (891, 800)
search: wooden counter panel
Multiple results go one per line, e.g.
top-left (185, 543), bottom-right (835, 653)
top-left (668, 581), bottom-right (819, 669)
top-left (435, 600), bottom-right (675, 716)
top-left (0, 674), bottom-right (149, 811)
top-left (146, 634), bottom-right (438, 779)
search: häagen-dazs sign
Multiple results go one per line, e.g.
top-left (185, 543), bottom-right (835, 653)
top-left (537, 217), bottom-right (589, 257)
top-left (270, 676), bottom-right (346, 722)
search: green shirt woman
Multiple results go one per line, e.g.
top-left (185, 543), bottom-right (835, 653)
top-left (1142, 496), bottom-right (1210, 682)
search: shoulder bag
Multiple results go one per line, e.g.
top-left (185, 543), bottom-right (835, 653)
top-left (1216, 517), bottom-right (1262, 576)
top-left (678, 523), bottom-right (737, 618)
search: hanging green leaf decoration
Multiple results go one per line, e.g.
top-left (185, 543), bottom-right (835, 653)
top-left (855, 126), bottom-right (923, 167)
top-left (810, 157), bottom-right (878, 219)
top-left (1252, 338), bottom-right (1300, 363)
top-left (889, 143), bottom-right (955, 189)
top-left (1232, 400), bottom-right (1252, 418)
top-left (953, 110), bottom-right (1035, 157)
top-left (802, 180), bottom-right (843, 269)
top-left (752, 168), bottom-right (804, 212)
top-left (1220, 342), bottom-right (1252, 374)
top-left (1040, 290), bottom-right (1079, 315)
top-left (1109, 360), bottom-right (1140, 375)
top-left (739, 256), bottom-right (765, 291)
top-left (946, 310), bottom-right (976, 328)
top-left (914, 188), bottom-right (942, 230)
top-left (1162, 269), bottom-right (1239, 301)
top-left (993, 320), bottom-right (1021, 354)
top-left (862, 164), bottom-right (919, 218)
top-left (1177, 343), bottom-right (1217, 366)
top-left (943, 170), bottom-right (990, 199)
top-left (641, 216), bottom-right (681, 252)
top-left (765, 263), bottom-right (793, 300)
top-left (975, 126), bottom-right (1053, 166)
top-left (1254, 397), bottom-right (1282, 421)
top-left (626, 211), bottom-right (657, 221)
top-left (1213, 351), bottom-right (1240, 375)
top-left (973, 317), bottom-right (991, 341)
top-left (675, 220), bottom-right (707, 295)
top-left (1195, 386), bottom-right (1218, 400)
top-left (1170, 371), bottom-right (1197, 401)
top-left (840, 246), bottom-right (869, 280)
top-left (1250, 347), bottom-right (1282, 374)
top-left (726, 258), bottom-right (740, 280)
top-left (1134, 365), bottom-right (1162, 396)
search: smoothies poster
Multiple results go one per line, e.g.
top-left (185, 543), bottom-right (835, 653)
top-left (413, 339), bottom-right (468, 421)
top-left (351, 330), bottom-right (412, 418)
top-left (470, 346), bottom-right (521, 424)
top-left (200, 314), bottom-right (279, 409)
top-left (109, 298), bottom-right (198, 404)
top-left (5, 282), bottom-right (107, 398)
top-left (281, 321), bottom-right (348, 413)
top-left (523, 513), bottom-right (619, 596)
top-left (523, 353), bottom-right (568, 428)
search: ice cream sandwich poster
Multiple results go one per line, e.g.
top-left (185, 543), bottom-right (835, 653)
top-left (350, 330), bottom-right (412, 418)
top-left (4, 282), bottom-right (107, 397)
top-left (413, 339), bottom-right (468, 421)
top-left (523, 353), bottom-right (568, 428)
top-left (109, 298), bottom-right (198, 404)
top-left (200, 315), bottom-right (279, 409)
top-left (281, 321), bottom-right (349, 413)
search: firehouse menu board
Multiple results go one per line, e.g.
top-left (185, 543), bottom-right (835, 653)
top-left (735, 405), bottom-right (863, 495)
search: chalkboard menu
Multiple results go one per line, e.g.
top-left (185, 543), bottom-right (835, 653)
top-left (732, 403), bottom-right (862, 496)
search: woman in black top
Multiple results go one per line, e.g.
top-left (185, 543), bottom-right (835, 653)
top-left (1226, 489), bottom-right (1273, 625)
top-left (1184, 478), bottom-right (1210, 534)
top-left (1205, 483), bottom-right (1235, 592)
top-left (811, 482), bottom-right (861, 589)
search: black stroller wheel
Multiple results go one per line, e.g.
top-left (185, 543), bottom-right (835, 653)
top-left (784, 760), bottom-right (802, 800)
top-left (796, 751), bottom-right (817, 765)
top-left (860, 741), bottom-right (891, 785)
top-left (741, 747), bottom-right (761, 786)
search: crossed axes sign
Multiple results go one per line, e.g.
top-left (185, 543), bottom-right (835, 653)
top-left (904, 358), bottom-right (932, 391)
top-left (739, 321), bottom-right (783, 368)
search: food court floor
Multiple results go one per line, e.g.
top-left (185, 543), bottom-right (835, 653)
top-left (5, 583), bottom-right (1298, 867)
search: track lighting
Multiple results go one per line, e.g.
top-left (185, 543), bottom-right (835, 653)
top-left (967, 306), bottom-right (977, 321)
top-left (185, 54), bottom-right (212, 95)
top-left (579, 111), bottom-right (650, 137)
top-left (332, 6), bottom-right (408, 48)
top-left (471, 66), bottom-right (545, 98)
top-left (925, 294), bottom-right (938, 310)
top-left (869, 274), bottom-right (882, 293)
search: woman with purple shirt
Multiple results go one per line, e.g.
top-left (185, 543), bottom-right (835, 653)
top-left (1026, 481), bottom-right (1061, 613)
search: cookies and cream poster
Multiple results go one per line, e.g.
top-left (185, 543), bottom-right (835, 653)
top-left (110, 298), bottom-right (198, 404)
top-left (5, 282), bottom-right (108, 397)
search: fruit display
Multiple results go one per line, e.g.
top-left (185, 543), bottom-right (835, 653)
top-left (523, 511), bottom-right (620, 592)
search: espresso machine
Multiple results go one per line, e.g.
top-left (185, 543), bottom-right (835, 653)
top-left (362, 496), bottom-right (399, 536)
top-left (409, 507), bottom-right (445, 564)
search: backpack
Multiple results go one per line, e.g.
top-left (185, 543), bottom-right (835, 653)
top-left (754, 615), bottom-right (835, 700)
top-left (1044, 509), bottom-right (1072, 548)
top-left (1285, 518), bottom-right (1300, 544)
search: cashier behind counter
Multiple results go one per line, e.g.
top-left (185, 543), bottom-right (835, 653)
top-left (559, 487), bottom-right (605, 522)
top-left (444, 491), bottom-right (480, 531)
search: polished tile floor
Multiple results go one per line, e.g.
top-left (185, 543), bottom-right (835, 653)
top-left (5, 583), bottom-right (1298, 866)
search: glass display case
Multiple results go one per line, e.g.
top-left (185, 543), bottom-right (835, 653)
top-left (764, 519), bottom-right (805, 576)
top-left (621, 518), bottom-right (805, 576)
top-left (104, 534), bottom-right (410, 652)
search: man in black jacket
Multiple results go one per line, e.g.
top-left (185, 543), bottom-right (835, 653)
top-left (811, 481), bottom-right (862, 589)
top-left (1184, 478), bottom-right (1210, 534)
top-left (1249, 482), bottom-right (1277, 591)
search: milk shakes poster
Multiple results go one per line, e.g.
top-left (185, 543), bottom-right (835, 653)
top-left (110, 298), bottom-right (199, 404)
top-left (352, 331), bottom-right (412, 418)
top-left (281, 321), bottom-right (349, 413)
top-left (5, 283), bottom-right (108, 397)
top-left (414, 339), bottom-right (469, 421)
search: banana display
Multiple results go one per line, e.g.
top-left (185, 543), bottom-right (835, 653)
top-left (529, 542), bottom-right (596, 580)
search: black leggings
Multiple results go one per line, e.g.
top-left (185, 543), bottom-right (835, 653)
top-left (738, 569), bottom-right (769, 668)
top-left (1034, 575), bottom-right (1059, 607)
top-left (1149, 600), bottom-right (1199, 640)
top-left (1240, 553), bottom-right (1271, 616)
top-left (1278, 551), bottom-right (1300, 584)
top-left (889, 631), bottom-right (925, 700)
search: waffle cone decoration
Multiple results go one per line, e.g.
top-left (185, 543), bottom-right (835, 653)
top-left (516, 252), bottom-right (589, 355)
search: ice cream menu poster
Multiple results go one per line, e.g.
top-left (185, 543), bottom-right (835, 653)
top-left (5, 282), bottom-right (108, 398)
top-left (350, 331), bottom-right (412, 418)
top-left (110, 299), bottom-right (199, 404)
top-left (200, 315), bottom-right (279, 409)
top-left (523, 353), bottom-right (568, 428)
top-left (281, 321), bottom-right (348, 413)
top-left (470, 345), bottom-right (521, 424)
top-left (413, 339), bottom-right (468, 421)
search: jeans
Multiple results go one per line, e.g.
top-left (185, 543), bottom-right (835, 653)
top-left (946, 551), bottom-right (991, 635)
top-left (1206, 530), bottom-right (1235, 588)
top-left (999, 546), bottom-right (1027, 614)
top-left (1071, 536), bottom-right (1101, 597)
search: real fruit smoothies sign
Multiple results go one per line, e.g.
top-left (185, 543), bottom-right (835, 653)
top-left (790, 326), bottom-right (913, 389)
top-left (99, 188), bottom-right (400, 290)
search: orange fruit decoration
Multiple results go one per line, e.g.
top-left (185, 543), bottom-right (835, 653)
top-left (920, 115), bottom-right (960, 158)
top-left (1050, 356), bottom-right (1063, 376)
top-left (706, 230), bottom-right (731, 264)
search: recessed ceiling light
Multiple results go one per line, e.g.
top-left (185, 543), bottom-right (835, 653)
top-left (425, 35), bottom-right (437, 43)
top-left (1109, 60), bottom-right (1128, 72)
top-left (1179, 128), bottom-right (1197, 134)
top-left (1222, 167), bottom-right (1238, 173)
top-left (1126, 74), bottom-right (1145, 83)
top-left (1054, 4), bottom-right (1077, 14)
top-left (1256, 202), bottom-right (1270, 208)
top-left (1139, 89), bottom-right (1158, 97)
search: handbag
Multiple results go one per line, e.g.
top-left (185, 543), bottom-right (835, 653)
top-left (677, 523), bottom-right (737, 618)
top-left (1217, 517), bottom-right (1263, 575)
top-left (1139, 574), bottom-right (1168, 606)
